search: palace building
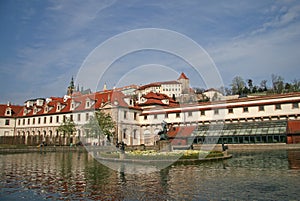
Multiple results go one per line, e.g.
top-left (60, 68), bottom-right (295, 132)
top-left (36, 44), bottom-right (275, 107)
top-left (0, 73), bottom-right (300, 146)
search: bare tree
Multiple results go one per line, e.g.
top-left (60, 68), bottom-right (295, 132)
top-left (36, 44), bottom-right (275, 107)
top-left (231, 76), bottom-right (245, 95)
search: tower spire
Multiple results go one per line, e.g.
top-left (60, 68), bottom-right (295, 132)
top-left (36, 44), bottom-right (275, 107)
top-left (67, 77), bottom-right (75, 95)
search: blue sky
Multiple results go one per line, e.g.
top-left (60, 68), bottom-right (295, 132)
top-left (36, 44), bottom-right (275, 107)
top-left (1, 0), bottom-right (300, 104)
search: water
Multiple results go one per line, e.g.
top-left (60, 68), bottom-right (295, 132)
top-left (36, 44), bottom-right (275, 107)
top-left (0, 149), bottom-right (300, 200)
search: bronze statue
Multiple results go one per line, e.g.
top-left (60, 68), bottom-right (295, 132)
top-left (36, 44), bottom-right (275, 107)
top-left (158, 121), bottom-right (168, 140)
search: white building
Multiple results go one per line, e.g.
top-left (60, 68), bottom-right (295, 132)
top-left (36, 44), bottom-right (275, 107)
top-left (1, 74), bottom-right (300, 146)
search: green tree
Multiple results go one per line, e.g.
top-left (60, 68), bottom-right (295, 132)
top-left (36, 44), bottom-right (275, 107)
top-left (247, 79), bottom-right (253, 93)
top-left (82, 111), bottom-right (115, 144)
top-left (57, 117), bottom-right (76, 145)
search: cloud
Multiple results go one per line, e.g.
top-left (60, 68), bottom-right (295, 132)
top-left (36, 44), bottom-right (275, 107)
top-left (251, 4), bottom-right (300, 35)
top-left (1, 0), bottom-right (300, 104)
top-left (209, 16), bottom-right (300, 85)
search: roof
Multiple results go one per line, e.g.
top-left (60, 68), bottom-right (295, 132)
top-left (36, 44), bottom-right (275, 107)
top-left (178, 72), bottom-right (189, 80)
top-left (142, 92), bottom-right (300, 115)
top-left (204, 88), bottom-right (223, 93)
top-left (0, 104), bottom-right (23, 117)
top-left (287, 120), bottom-right (300, 134)
top-left (14, 89), bottom-right (131, 117)
top-left (168, 126), bottom-right (196, 138)
top-left (138, 92), bottom-right (179, 107)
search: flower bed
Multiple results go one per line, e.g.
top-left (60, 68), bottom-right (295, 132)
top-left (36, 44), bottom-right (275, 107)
top-left (98, 150), bottom-right (224, 160)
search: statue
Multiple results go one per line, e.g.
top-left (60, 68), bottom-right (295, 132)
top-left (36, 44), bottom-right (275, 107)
top-left (157, 121), bottom-right (168, 141)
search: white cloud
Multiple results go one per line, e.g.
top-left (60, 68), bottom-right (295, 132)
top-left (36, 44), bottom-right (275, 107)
top-left (209, 18), bottom-right (300, 85)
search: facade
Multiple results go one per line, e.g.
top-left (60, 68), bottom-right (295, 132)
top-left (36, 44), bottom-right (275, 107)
top-left (1, 74), bottom-right (300, 146)
top-left (136, 72), bottom-right (192, 103)
top-left (0, 103), bottom-right (23, 137)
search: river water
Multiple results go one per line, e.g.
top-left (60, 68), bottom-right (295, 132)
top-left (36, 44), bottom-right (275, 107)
top-left (0, 149), bottom-right (300, 200)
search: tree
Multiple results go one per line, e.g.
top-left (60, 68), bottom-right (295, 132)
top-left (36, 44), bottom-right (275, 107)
top-left (57, 118), bottom-right (76, 145)
top-left (231, 76), bottom-right (245, 95)
top-left (271, 74), bottom-right (284, 94)
top-left (224, 87), bottom-right (232, 96)
top-left (292, 79), bottom-right (300, 92)
top-left (259, 80), bottom-right (268, 92)
top-left (82, 111), bottom-right (115, 145)
top-left (247, 79), bottom-right (253, 93)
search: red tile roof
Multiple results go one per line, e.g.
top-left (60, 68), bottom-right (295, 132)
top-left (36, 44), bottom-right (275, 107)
top-left (14, 89), bottom-right (133, 117)
top-left (138, 92), bottom-right (179, 107)
top-left (0, 104), bottom-right (23, 117)
top-left (287, 120), bottom-right (300, 134)
top-left (178, 72), bottom-right (188, 80)
top-left (168, 126), bottom-right (196, 138)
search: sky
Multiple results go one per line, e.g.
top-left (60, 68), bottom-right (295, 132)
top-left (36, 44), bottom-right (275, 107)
top-left (1, 0), bottom-right (300, 104)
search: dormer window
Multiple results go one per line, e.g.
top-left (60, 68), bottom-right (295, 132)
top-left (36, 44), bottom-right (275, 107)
top-left (44, 106), bottom-right (48, 113)
top-left (23, 108), bottom-right (27, 116)
top-left (5, 108), bottom-right (11, 116)
top-left (33, 107), bottom-right (38, 115)
top-left (85, 99), bottom-right (91, 108)
top-left (57, 104), bottom-right (61, 111)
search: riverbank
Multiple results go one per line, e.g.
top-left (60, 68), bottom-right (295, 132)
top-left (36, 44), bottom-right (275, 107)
top-left (0, 144), bottom-right (85, 154)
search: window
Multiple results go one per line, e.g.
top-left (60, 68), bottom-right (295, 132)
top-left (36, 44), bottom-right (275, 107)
top-left (243, 107), bottom-right (249, 113)
top-left (50, 116), bottom-right (53, 123)
top-left (6, 110), bottom-right (10, 115)
top-left (133, 129), bottom-right (137, 139)
top-left (85, 113), bottom-right (89, 121)
top-left (144, 115), bottom-right (148, 120)
top-left (38, 118), bottom-right (41, 124)
top-left (70, 114), bottom-right (73, 121)
top-left (259, 105), bottom-right (265, 111)
top-left (5, 119), bottom-right (9, 125)
top-left (188, 111), bottom-right (193, 117)
top-left (214, 109), bottom-right (219, 115)
top-left (123, 129), bottom-right (127, 139)
top-left (200, 110), bottom-right (205, 116)
top-left (165, 113), bottom-right (169, 118)
top-left (18, 119), bottom-right (20, 125)
top-left (275, 104), bottom-right (281, 110)
top-left (124, 111), bottom-right (127, 119)
top-left (23, 119), bottom-right (25, 125)
top-left (33, 118), bottom-right (35, 125)
top-left (292, 102), bottom-right (299, 109)
top-left (56, 116), bottom-right (59, 123)
top-left (228, 108), bottom-right (233, 114)
top-left (154, 114), bottom-right (158, 119)
top-left (27, 118), bottom-right (30, 125)
top-left (77, 114), bottom-right (81, 121)
top-left (134, 112), bottom-right (137, 120)
top-left (86, 101), bottom-right (90, 108)
top-left (63, 115), bottom-right (66, 122)
top-left (44, 117), bottom-right (47, 124)
top-left (176, 113), bottom-right (180, 118)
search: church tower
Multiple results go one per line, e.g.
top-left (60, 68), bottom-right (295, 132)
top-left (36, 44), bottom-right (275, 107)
top-left (67, 77), bottom-right (75, 96)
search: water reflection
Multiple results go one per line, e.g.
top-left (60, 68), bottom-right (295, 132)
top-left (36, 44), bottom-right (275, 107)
top-left (0, 150), bottom-right (300, 200)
